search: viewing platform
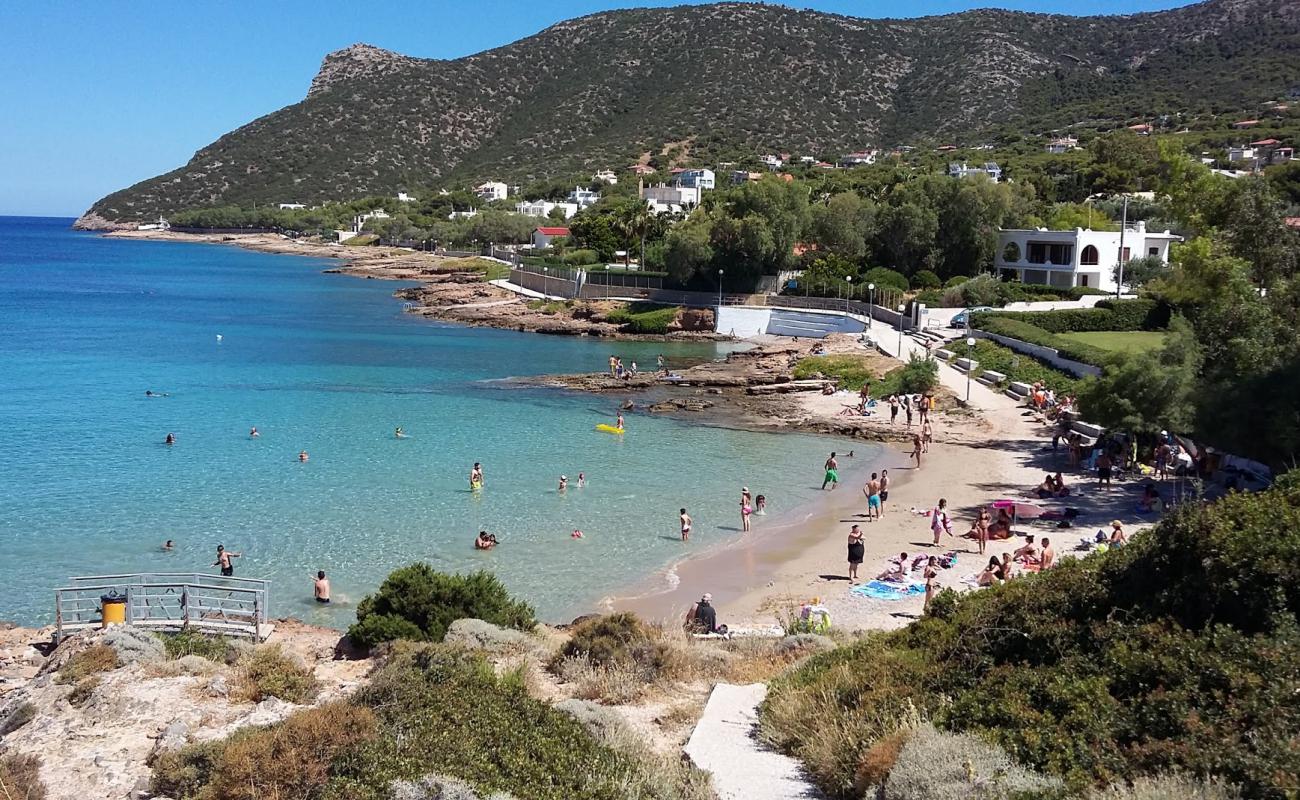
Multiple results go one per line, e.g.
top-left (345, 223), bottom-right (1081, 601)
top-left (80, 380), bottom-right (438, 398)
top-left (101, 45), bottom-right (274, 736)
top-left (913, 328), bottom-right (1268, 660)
top-left (54, 573), bottom-right (272, 642)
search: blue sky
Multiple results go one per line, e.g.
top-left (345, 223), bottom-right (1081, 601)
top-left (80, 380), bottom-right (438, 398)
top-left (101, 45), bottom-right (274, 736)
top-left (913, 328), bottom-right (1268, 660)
top-left (0, 0), bottom-right (1192, 217)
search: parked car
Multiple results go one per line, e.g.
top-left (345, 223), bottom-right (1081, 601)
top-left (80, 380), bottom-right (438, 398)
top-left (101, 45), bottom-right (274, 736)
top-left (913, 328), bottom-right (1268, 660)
top-left (949, 306), bottom-right (994, 328)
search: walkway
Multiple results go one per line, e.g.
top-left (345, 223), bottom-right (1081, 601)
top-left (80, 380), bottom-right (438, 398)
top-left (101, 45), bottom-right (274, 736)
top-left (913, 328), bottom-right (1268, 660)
top-left (684, 683), bottom-right (824, 800)
top-left (871, 323), bottom-right (1019, 413)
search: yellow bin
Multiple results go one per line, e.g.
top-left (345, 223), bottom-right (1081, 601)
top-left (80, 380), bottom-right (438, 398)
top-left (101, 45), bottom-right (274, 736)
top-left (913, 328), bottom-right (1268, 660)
top-left (100, 593), bottom-right (127, 627)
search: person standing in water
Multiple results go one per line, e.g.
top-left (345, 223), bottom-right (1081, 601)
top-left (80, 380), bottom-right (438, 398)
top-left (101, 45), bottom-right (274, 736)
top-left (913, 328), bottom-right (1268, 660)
top-left (470, 462), bottom-right (484, 489)
top-left (558, 475), bottom-right (568, 492)
top-left (162, 539), bottom-right (174, 552)
top-left (680, 508), bottom-right (692, 542)
top-left (822, 452), bottom-right (839, 490)
top-left (911, 433), bottom-right (923, 467)
top-left (395, 427), bottom-right (405, 439)
top-left (313, 571), bottom-right (331, 603)
top-left (298, 450), bottom-right (309, 462)
top-left (577, 472), bottom-right (586, 488)
top-left (212, 545), bottom-right (241, 577)
top-left (615, 412), bottom-right (625, 431)
top-left (740, 487), bottom-right (753, 532)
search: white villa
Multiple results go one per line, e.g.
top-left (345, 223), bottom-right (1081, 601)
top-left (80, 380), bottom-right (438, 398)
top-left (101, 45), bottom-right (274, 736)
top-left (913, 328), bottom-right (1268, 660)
top-left (839, 150), bottom-right (878, 167)
top-left (1045, 137), bottom-right (1079, 154)
top-left (949, 162), bottom-right (1002, 182)
top-left (396, 192), bottom-right (416, 203)
top-left (592, 170), bottom-right (619, 185)
top-left (566, 186), bottom-right (600, 209)
top-left (474, 181), bottom-right (509, 202)
top-left (278, 203), bottom-right (306, 210)
top-left (515, 199), bottom-right (579, 219)
top-left (641, 184), bottom-right (699, 214)
top-left (759, 154), bottom-right (784, 170)
top-left (995, 221), bottom-right (1181, 294)
top-left (675, 168), bottom-right (715, 190)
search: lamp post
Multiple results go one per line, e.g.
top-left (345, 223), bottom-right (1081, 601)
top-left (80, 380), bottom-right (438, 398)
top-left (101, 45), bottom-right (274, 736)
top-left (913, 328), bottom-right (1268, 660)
top-left (867, 282), bottom-right (875, 329)
top-left (542, 266), bottom-right (549, 299)
top-left (717, 269), bottom-right (724, 308)
top-left (896, 303), bottom-right (906, 357)
top-left (965, 336), bottom-right (977, 403)
top-left (845, 275), bottom-right (852, 314)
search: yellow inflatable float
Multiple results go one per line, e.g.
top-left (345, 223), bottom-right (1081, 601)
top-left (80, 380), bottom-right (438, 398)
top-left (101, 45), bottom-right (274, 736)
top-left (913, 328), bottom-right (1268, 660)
top-left (594, 424), bottom-right (625, 435)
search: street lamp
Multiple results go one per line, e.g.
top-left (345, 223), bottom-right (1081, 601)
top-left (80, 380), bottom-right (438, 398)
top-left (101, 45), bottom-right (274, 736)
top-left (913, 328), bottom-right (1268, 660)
top-left (867, 282), bottom-right (875, 329)
top-left (965, 337), bottom-right (977, 402)
top-left (896, 303), bottom-right (906, 357)
top-left (845, 275), bottom-right (852, 314)
top-left (542, 266), bottom-right (549, 298)
top-left (717, 269), bottom-right (724, 308)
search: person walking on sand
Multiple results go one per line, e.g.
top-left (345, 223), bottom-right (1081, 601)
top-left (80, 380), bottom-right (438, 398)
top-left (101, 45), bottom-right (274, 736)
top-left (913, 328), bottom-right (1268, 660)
top-left (889, 394), bottom-right (899, 425)
top-left (822, 452), bottom-right (839, 490)
top-left (847, 524), bottom-right (865, 583)
top-left (879, 469), bottom-right (891, 515)
top-left (1097, 451), bottom-right (1113, 486)
top-left (863, 473), bottom-right (882, 521)
top-left (680, 508), bottom-right (692, 542)
top-left (930, 498), bottom-right (952, 546)
top-left (212, 544), bottom-right (241, 577)
top-left (911, 432), bottom-right (924, 468)
top-left (740, 487), bottom-right (753, 532)
top-left (312, 571), bottom-right (331, 604)
top-left (903, 393), bottom-right (914, 427)
top-left (921, 419), bottom-right (933, 453)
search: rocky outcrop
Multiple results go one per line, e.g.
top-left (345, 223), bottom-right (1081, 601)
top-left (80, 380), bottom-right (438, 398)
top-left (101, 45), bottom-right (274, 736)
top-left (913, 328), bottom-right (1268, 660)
top-left (71, 212), bottom-right (135, 231)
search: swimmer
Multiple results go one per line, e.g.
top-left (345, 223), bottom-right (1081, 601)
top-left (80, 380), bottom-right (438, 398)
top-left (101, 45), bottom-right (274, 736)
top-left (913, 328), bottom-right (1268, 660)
top-left (298, 450), bottom-right (309, 462)
top-left (162, 539), bottom-right (174, 552)
top-left (470, 462), bottom-right (484, 489)
top-left (475, 530), bottom-right (498, 550)
top-left (680, 508), bottom-right (692, 542)
top-left (212, 544), bottom-right (241, 577)
top-left (395, 427), bottom-right (406, 439)
top-left (313, 571), bottom-right (331, 603)
top-left (571, 529), bottom-right (585, 539)
top-left (249, 426), bottom-right (259, 438)
top-left (577, 472), bottom-right (586, 488)
top-left (559, 475), bottom-right (569, 492)
top-left (740, 487), bottom-right (753, 532)
top-left (755, 494), bottom-right (767, 515)
top-left (616, 412), bottom-right (625, 431)
top-left (164, 433), bottom-right (176, 446)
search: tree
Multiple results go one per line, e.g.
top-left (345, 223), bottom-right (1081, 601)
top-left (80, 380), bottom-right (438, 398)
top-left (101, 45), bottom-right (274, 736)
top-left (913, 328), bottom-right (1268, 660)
top-left (1222, 177), bottom-right (1298, 288)
top-left (662, 213), bottom-right (713, 286)
top-left (810, 192), bottom-right (874, 260)
top-left (1112, 254), bottom-right (1168, 289)
top-left (1046, 202), bottom-right (1114, 231)
top-left (873, 201), bottom-right (938, 274)
top-left (1087, 130), bottom-right (1160, 194)
top-left (1077, 318), bottom-right (1200, 435)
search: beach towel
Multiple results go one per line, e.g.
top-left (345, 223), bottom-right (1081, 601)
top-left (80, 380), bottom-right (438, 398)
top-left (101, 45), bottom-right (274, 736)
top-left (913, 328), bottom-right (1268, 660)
top-left (851, 580), bottom-right (925, 600)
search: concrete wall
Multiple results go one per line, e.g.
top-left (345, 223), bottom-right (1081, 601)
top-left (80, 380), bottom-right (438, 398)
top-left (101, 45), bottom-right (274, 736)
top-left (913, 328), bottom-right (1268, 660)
top-left (715, 306), bottom-right (867, 339)
top-left (970, 330), bottom-right (1101, 377)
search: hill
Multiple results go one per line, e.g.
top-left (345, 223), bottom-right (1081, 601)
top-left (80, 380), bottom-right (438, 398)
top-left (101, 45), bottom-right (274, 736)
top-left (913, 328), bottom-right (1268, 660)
top-left (79, 0), bottom-right (1300, 225)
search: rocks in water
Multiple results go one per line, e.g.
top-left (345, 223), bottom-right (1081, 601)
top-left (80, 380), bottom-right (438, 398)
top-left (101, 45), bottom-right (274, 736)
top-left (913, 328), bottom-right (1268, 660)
top-left (442, 619), bottom-right (530, 653)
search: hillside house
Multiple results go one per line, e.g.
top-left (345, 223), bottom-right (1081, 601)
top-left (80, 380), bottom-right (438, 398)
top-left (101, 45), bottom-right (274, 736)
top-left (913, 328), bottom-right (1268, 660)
top-left (628, 164), bottom-right (655, 176)
top-left (396, 192), bottom-right (416, 203)
top-left (948, 162), bottom-right (1002, 182)
top-left (278, 203), bottom-right (306, 210)
top-left (676, 168), bottom-right (715, 190)
top-left (759, 154), bottom-right (783, 170)
top-left (1045, 137), bottom-right (1079, 154)
top-left (531, 226), bottom-right (570, 249)
top-left (566, 186), bottom-right (600, 209)
top-left (641, 184), bottom-right (699, 213)
top-left (1128, 123), bottom-right (1154, 135)
top-left (731, 170), bottom-right (763, 185)
top-left (995, 221), bottom-right (1181, 294)
top-left (515, 199), bottom-right (579, 220)
top-left (474, 182), bottom-right (508, 202)
top-left (839, 150), bottom-right (877, 167)
top-left (1232, 119), bottom-right (1261, 129)
top-left (592, 170), bottom-right (618, 185)
top-left (1227, 145), bottom-right (1258, 162)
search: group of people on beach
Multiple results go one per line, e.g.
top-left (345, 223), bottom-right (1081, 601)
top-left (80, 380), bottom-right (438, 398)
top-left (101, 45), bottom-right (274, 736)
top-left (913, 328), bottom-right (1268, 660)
top-left (607, 354), bottom-right (668, 381)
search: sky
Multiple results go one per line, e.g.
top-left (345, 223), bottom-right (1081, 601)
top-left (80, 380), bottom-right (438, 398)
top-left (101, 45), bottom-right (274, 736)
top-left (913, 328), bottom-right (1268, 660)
top-left (0, 0), bottom-right (1193, 217)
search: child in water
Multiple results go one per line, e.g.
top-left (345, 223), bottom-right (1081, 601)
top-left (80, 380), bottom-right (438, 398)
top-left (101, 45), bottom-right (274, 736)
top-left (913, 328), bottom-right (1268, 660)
top-left (571, 529), bottom-right (585, 539)
top-left (577, 472), bottom-right (586, 488)
top-left (755, 495), bottom-right (767, 515)
top-left (558, 475), bottom-right (568, 492)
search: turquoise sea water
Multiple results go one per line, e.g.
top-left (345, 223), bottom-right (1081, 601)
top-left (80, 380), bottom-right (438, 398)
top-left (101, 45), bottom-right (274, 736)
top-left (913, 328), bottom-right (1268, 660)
top-left (0, 217), bottom-right (872, 626)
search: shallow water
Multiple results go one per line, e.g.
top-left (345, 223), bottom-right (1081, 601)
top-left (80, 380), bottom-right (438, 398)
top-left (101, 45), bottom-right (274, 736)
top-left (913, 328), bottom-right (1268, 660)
top-left (0, 217), bottom-right (878, 625)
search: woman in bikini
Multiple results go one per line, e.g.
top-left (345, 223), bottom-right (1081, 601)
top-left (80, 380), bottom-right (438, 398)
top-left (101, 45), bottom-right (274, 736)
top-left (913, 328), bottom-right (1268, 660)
top-left (740, 487), bottom-right (753, 532)
top-left (923, 555), bottom-right (939, 611)
top-left (975, 506), bottom-right (990, 555)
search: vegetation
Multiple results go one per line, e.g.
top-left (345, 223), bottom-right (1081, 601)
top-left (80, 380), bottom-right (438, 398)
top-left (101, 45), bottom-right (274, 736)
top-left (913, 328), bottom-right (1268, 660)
top-left (761, 478), bottom-right (1300, 798)
top-left (55, 644), bottom-right (119, 684)
top-left (603, 303), bottom-right (679, 334)
top-left (0, 701), bottom-right (36, 737)
top-left (793, 352), bottom-right (937, 397)
top-left (348, 565), bottom-right (536, 651)
top-left (965, 339), bottom-right (1082, 396)
top-left (232, 644), bottom-right (320, 704)
top-left (1057, 330), bottom-right (1168, 354)
top-left (160, 631), bottom-right (235, 663)
top-left (972, 299), bottom-right (1168, 334)
top-left (972, 315), bottom-right (1112, 367)
top-left (0, 753), bottom-right (45, 800)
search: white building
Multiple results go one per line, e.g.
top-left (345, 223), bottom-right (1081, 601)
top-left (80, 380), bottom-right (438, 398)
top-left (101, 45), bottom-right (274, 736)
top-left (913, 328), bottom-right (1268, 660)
top-left (448, 210), bottom-right (479, 220)
top-left (515, 199), bottom-right (579, 220)
top-left (354, 209), bottom-right (391, 230)
top-left (995, 221), bottom-right (1181, 294)
top-left (278, 203), bottom-right (306, 210)
top-left (396, 192), bottom-right (416, 203)
top-left (1227, 145), bottom-right (1257, 162)
top-left (839, 150), bottom-right (877, 167)
top-left (759, 154), bottom-right (783, 170)
top-left (531, 226), bottom-right (570, 249)
top-left (641, 184), bottom-right (699, 212)
top-left (948, 162), bottom-right (1002, 182)
top-left (474, 181), bottom-right (508, 202)
top-left (675, 168), bottom-right (715, 190)
top-left (567, 186), bottom-right (600, 209)
top-left (592, 170), bottom-right (619, 185)
top-left (1045, 137), bottom-right (1079, 154)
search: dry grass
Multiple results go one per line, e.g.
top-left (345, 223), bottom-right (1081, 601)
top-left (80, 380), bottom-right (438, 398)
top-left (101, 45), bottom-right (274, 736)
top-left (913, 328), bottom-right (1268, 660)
top-left (232, 644), bottom-right (319, 704)
top-left (0, 753), bottom-right (46, 800)
top-left (67, 676), bottom-right (100, 708)
top-left (555, 656), bottom-right (649, 704)
top-left (1088, 775), bottom-right (1242, 800)
top-left (657, 701), bottom-right (705, 730)
top-left (56, 644), bottom-right (118, 684)
top-left (145, 654), bottom-right (223, 678)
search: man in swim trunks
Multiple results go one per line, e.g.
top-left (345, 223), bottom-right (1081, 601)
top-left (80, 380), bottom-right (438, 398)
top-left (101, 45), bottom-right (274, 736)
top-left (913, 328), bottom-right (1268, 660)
top-left (863, 473), bottom-right (882, 521)
top-left (889, 394), bottom-right (899, 424)
top-left (822, 452), bottom-right (839, 490)
top-left (680, 508), bottom-right (692, 542)
top-left (212, 545), bottom-right (241, 577)
top-left (313, 571), bottom-right (331, 603)
top-left (470, 462), bottom-right (484, 488)
top-left (879, 469), bottom-right (890, 515)
top-left (1039, 538), bottom-right (1056, 570)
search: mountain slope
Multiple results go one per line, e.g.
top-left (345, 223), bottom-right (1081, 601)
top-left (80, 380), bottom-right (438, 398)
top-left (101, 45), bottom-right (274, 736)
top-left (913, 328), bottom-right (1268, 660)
top-left (80, 0), bottom-right (1300, 224)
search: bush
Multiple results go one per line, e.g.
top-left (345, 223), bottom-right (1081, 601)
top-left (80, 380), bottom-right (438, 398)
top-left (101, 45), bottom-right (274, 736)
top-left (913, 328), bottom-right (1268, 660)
top-left (1089, 774), bottom-right (1242, 800)
top-left (233, 644), bottom-right (319, 704)
top-left (442, 618), bottom-right (532, 652)
top-left (100, 626), bottom-right (167, 664)
top-left (967, 340), bottom-right (1081, 395)
top-left (161, 631), bottom-right (235, 663)
top-left (67, 676), bottom-right (100, 708)
top-left (554, 656), bottom-right (649, 704)
top-left (944, 275), bottom-right (969, 288)
top-left (912, 289), bottom-right (944, 307)
top-left (762, 481), bottom-right (1300, 798)
top-left (972, 316), bottom-right (1111, 367)
top-left (881, 723), bottom-right (1061, 800)
top-left (0, 754), bottom-right (45, 800)
top-left (349, 564), bottom-right (536, 652)
top-left (793, 355), bottom-right (878, 390)
top-left (151, 702), bottom-right (377, 800)
top-left (890, 353), bottom-right (939, 394)
top-left (603, 303), bottom-right (678, 334)
top-left (0, 701), bottom-right (36, 737)
top-left (975, 299), bottom-right (1164, 334)
top-left (558, 613), bottom-right (652, 667)
top-left (562, 248), bottom-right (599, 266)
top-left (911, 269), bottom-right (941, 290)
top-left (863, 267), bottom-right (909, 292)
top-left (56, 644), bottom-right (119, 684)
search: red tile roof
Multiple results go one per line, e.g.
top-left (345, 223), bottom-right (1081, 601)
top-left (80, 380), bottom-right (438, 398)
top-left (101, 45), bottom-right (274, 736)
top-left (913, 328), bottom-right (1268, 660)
top-left (535, 227), bottom-right (570, 236)
top-left (1250, 138), bottom-right (1281, 146)
top-left (1285, 217), bottom-right (1300, 230)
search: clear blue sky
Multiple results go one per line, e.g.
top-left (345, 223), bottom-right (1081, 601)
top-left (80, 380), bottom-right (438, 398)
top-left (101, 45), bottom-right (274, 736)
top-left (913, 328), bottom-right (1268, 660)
top-left (0, 0), bottom-right (1192, 217)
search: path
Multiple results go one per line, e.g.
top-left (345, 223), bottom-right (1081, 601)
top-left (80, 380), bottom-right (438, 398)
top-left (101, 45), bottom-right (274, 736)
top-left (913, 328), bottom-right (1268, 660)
top-left (684, 683), bottom-right (825, 800)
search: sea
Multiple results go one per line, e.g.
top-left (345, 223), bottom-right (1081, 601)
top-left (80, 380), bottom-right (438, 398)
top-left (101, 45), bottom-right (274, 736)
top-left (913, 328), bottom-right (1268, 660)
top-left (0, 216), bottom-right (875, 626)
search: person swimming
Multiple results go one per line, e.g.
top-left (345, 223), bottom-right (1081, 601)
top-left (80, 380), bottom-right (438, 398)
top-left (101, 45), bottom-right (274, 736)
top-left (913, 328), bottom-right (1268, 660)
top-left (249, 426), bottom-right (259, 438)
top-left (558, 475), bottom-right (569, 492)
top-left (474, 531), bottom-right (498, 550)
top-left (470, 462), bottom-right (484, 489)
top-left (395, 427), bottom-right (406, 439)
top-left (164, 433), bottom-right (176, 445)
top-left (577, 472), bottom-right (586, 488)
top-left (571, 529), bottom-right (584, 539)
top-left (162, 539), bottom-right (174, 552)
top-left (298, 450), bottom-right (309, 462)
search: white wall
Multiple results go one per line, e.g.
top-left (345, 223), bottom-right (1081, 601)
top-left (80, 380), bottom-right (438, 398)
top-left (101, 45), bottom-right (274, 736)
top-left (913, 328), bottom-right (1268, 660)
top-left (715, 306), bottom-right (867, 339)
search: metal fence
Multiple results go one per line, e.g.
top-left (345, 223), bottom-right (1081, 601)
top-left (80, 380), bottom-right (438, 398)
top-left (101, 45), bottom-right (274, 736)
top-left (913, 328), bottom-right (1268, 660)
top-left (55, 573), bottom-right (270, 641)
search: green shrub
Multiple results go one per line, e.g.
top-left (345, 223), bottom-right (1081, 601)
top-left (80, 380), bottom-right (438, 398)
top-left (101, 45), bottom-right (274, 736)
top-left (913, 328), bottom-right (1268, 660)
top-left (944, 275), bottom-right (969, 288)
top-left (890, 353), bottom-right (939, 394)
top-left (911, 269), bottom-right (941, 290)
top-left (604, 303), bottom-right (678, 334)
top-left (161, 631), bottom-right (234, 663)
top-left (0, 754), bottom-right (45, 800)
top-left (863, 267), bottom-right (909, 291)
top-left (793, 355), bottom-right (877, 390)
top-left (975, 299), bottom-right (1163, 334)
top-left (56, 644), bottom-right (119, 684)
top-left (762, 481), bottom-right (1300, 798)
top-left (349, 564), bottom-right (536, 651)
top-left (881, 723), bottom-right (1061, 799)
top-left (558, 613), bottom-right (652, 667)
top-left (0, 701), bottom-right (36, 737)
top-left (913, 289), bottom-right (944, 307)
top-left (233, 644), bottom-right (319, 704)
top-left (968, 340), bottom-right (1081, 395)
top-left (562, 248), bottom-right (599, 266)
top-left (973, 316), bottom-right (1112, 367)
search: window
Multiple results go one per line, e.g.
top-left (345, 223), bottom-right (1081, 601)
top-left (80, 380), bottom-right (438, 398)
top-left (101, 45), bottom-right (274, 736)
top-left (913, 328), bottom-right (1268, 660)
top-left (1027, 242), bottom-right (1048, 264)
top-left (1121, 247), bottom-right (1131, 261)
top-left (1080, 245), bottom-right (1099, 265)
top-left (1149, 247), bottom-right (1159, 257)
top-left (1080, 275), bottom-right (1089, 287)
top-left (1002, 242), bottom-right (1021, 263)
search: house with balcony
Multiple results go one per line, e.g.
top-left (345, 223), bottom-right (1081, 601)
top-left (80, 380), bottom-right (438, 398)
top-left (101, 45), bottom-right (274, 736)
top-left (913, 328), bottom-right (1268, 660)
top-left (641, 183), bottom-right (700, 214)
top-left (592, 169), bottom-right (618, 185)
top-left (515, 199), bottom-right (579, 219)
top-left (566, 186), bottom-right (600, 209)
top-left (948, 161), bottom-right (1002, 182)
top-left (759, 154), bottom-right (783, 170)
top-left (675, 168), bottom-right (715, 190)
top-left (1045, 137), bottom-right (1079, 154)
top-left (839, 150), bottom-right (878, 167)
top-left (995, 222), bottom-right (1181, 294)
top-left (474, 181), bottom-right (508, 202)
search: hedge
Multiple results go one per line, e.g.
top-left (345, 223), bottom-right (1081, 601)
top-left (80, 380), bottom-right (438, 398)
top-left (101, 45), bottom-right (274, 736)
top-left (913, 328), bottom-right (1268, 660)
top-left (972, 316), bottom-right (1113, 367)
top-left (973, 299), bottom-right (1166, 334)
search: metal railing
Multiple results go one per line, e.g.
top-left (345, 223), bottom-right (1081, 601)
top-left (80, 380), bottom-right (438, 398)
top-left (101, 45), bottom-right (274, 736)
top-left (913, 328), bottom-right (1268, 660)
top-left (55, 573), bottom-right (270, 641)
